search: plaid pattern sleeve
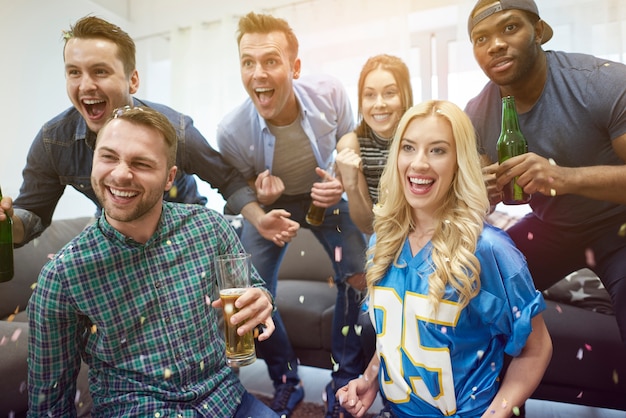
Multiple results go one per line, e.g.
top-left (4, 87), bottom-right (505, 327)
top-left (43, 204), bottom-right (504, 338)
top-left (27, 202), bottom-right (249, 417)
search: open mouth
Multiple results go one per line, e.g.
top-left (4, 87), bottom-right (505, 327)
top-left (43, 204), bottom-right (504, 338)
top-left (83, 99), bottom-right (107, 119)
top-left (408, 176), bottom-right (434, 193)
top-left (255, 88), bottom-right (274, 105)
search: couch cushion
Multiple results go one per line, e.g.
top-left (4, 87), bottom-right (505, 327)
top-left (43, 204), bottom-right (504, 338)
top-left (543, 269), bottom-right (614, 315)
top-left (278, 228), bottom-right (335, 283)
top-left (276, 279), bottom-right (336, 350)
top-left (1, 217), bottom-right (92, 319)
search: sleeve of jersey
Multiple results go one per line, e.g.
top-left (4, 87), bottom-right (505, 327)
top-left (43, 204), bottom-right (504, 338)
top-left (477, 230), bottom-right (546, 357)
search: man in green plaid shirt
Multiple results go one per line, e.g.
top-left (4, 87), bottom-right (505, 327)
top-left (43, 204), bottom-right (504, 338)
top-left (27, 106), bottom-right (278, 417)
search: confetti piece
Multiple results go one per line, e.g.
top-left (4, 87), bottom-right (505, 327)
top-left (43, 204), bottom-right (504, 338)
top-left (548, 158), bottom-right (557, 166)
top-left (163, 368), bottom-right (172, 379)
top-left (555, 304), bottom-right (563, 314)
top-left (333, 209), bottom-right (340, 215)
top-left (166, 240), bottom-right (172, 246)
top-left (527, 232), bottom-right (534, 240)
top-left (335, 246), bottom-right (343, 262)
top-left (11, 329), bottom-right (22, 342)
top-left (300, 250), bottom-right (305, 257)
top-left (501, 398), bottom-right (508, 408)
top-left (585, 248), bottom-right (596, 267)
top-left (476, 350), bottom-right (485, 360)
top-left (470, 394), bottom-right (476, 400)
top-left (341, 325), bottom-right (349, 336)
top-left (30, 282), bottom-right (37, 290)
top-left (441, 326), bottom-right (447, 334)
top-left (618, 223), bottom-right (626, 237)
top-left (168, 186), bottom-right (177, 199)
top-left (576, 391), bottom-right (583, 399)
top-left (287, 362), bottom-right (293, 371)
top-left (512, 406), bottom-right (521, 416)
top-left (613, 370), bottom-right (619, 384)
top-left (298, 295), bottom-right (305, 304)
top-left (91, 325), bottom-right (97, 334)
top-left (200, 360), bottom-right (205, 371)
top-left (354, 325), bottom-right (362, 336)
top-left (205, 295), bottom-right (211, 305)
top-left (584, 343), bottom-right (592, 351)
top-left (140, 316), bottom-right (146, 325)
top-left (576, 348), bottom-right (583, 360)
top-left (282, 374), bottom-right (287, 384)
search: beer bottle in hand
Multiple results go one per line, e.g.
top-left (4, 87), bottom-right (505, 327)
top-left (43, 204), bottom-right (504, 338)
top-left (0, 186), bottom-right (13, 282)
top-left (497, 96), bottom-right (531, 205)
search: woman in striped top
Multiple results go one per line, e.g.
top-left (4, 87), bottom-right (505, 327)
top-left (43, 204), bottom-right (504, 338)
top-left (336, 54), bottom-right (413, 236)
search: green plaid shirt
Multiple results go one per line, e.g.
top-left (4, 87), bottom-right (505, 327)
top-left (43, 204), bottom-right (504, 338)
top-left (28, 202), bottom-right (264, 417)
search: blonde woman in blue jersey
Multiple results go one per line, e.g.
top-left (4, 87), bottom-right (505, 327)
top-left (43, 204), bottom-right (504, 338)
top-left (336, 100), bottom-right (552, 418)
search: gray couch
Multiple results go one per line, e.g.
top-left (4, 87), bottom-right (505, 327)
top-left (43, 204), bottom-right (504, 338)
top-left (2, 216), bottom-right (626, 415)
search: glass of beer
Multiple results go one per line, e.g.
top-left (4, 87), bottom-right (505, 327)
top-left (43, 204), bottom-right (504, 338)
top-left (214, 253), bottom-right (256, 367)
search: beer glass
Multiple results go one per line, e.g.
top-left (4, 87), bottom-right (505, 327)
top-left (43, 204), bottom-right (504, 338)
top-left (214, 253), bottom-right (256, 367)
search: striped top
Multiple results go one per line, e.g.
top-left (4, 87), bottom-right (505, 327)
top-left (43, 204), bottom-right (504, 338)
top-left (358, 133), bottom-right (391, 203)
top-left (28, 202), bottom-right (264, 417)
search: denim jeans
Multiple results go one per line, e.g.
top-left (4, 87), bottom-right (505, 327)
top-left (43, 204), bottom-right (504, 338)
top-left (233, 391), bottom-right (279, 417)
top-left (240, 196), bottom-right (367, 388)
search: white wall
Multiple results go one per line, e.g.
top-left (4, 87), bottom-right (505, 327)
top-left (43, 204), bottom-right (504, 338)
top-left (3, 0), bottom-right (626, 220)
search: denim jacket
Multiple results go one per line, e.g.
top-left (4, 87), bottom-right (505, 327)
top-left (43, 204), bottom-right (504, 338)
top-left (14, 98), bottom-right (255, 245)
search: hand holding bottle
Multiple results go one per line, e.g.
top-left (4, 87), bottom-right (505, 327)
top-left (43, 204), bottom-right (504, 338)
top-left (0, 187), bottom-right (14, 282)
top-left (306, 165), bottom-right (343, 226)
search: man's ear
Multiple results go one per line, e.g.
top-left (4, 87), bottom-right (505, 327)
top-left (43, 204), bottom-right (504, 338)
top-left (165, 166), bottom-right (178, 191)
top-left (129, 69), bottom-right (140, 94)
top-left (292, 58), bottom-right (301, 80)
top-left (534, 20), bottom-right (546, 45)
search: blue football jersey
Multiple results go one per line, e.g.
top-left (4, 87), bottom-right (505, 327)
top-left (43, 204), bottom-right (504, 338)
top-left (369, 223), bottom-right (545, 417)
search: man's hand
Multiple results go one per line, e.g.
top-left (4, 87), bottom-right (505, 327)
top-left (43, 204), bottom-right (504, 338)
top-left (258, 209), bottom-right (299, 247)
top-left (310, 166), bottom-right (343, 208)
top-left (0, 195), bottom-right (13, 222)
top-left (211, 287), bottom-right (275, 341)
top-left (482, 162), bottom-right (503, 206)
top-left (496, 152), bottom-right (561, 197)
top-left (254, 169), bottom-right (284, 206)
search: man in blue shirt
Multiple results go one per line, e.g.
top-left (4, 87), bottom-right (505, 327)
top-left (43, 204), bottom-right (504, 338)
top-left (217, 12), bottom-right (367, 418)
top-left (0, 16), bottom-right (298, 249)
top-left (28, 105), bottom-right (279, 417)
top-left (465, 0), bottom-right (626, 348)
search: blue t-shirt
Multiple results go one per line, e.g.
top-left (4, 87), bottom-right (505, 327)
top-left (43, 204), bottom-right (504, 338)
top-left (369, 224), bottom-right (545, 417)
top-left (465, 50), bottom-right (626, 228)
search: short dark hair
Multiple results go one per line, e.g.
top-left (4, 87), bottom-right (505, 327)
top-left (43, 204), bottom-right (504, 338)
top-left (63, 16), bottom-right (136, 77)
top-left (236, 12), bottom-right (299, 61)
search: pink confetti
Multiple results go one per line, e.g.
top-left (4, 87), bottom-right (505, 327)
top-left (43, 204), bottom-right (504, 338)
top-left (555, 304), bottom-right (563, 314)
top-left (11, 329), bottom-right (22, 342)
top-left (335, 246), bottom-right (343, 262)
top-left (441, 326), bottom-right (447, 334)
top-left (576, 391), bottom-right (583, 399)
top-left (584, 344), bottom-right (592, 351)
top-left (205, 295), bottom-right (211, 306)
top-left (585, 248), bottom-right (596, 267)
top-left (527, 232), bottom-right (534, 240)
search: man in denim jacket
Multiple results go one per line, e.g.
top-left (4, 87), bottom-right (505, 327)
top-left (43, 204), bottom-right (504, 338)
top-left (0, 16), bottom-right (298, 248)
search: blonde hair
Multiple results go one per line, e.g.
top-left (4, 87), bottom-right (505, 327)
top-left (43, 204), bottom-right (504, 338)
top-left (366, 100), bottom-right (490, 311)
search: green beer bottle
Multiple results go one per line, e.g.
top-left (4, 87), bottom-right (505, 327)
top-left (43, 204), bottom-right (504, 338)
top-left (0, 186), bottom-right (14, 282)
top-left (497, 96), bottom-right (531, 205)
